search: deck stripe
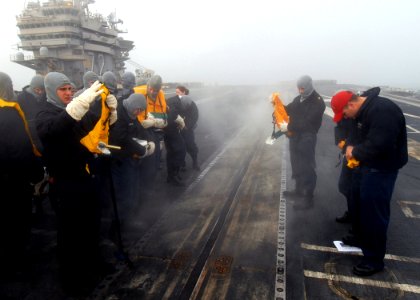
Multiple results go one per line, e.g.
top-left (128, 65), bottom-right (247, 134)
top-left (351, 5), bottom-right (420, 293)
top-left (304, 270), bottom-right (420, 294)
top-left (274, 139), bottom-right (287, 300)
top-left (301, 243), bottom-right (420, 263)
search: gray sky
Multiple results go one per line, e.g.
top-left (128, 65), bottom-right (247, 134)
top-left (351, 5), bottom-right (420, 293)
top-left (2, 0), bottom-right (420, 90)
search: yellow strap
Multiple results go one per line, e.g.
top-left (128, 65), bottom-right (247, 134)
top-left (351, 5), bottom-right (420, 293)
top-left (79, 86), bottom-right (111, 153)
top-left (0, 98), bottom-right (42, 157)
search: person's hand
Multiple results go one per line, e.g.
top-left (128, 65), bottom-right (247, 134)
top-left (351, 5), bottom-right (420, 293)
top-left (109, 110), bottom-right (117, 125)
top-left (105, 94), bottom-right (118, 125)
top-left (106, 94), bottom-right (117, 111)
top-left (155, 118), bottom-right (167, 129)
top-left (141, 119), bottom-right (155, 128)
top-left (345, 145), bottom-right (354, 161)
top-left (66, 81), bottom-right (103, 120)
top-left (175, 115), bottom-right (185, 130)
top-left (141, 141), bottom-right (155, 157)
top-left (279, 121), bottom-right (288, 132)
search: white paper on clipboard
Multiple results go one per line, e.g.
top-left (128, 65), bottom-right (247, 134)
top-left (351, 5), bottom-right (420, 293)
top-left (333, 240), bottom-right (362, 253)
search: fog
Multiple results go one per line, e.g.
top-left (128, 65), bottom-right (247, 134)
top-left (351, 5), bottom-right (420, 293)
top-left (2, 0), bottom-right (420, 90)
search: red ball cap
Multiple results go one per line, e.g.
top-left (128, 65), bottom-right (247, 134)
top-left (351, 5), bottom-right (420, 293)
top-left (331, 91), bottom-right (354, 123)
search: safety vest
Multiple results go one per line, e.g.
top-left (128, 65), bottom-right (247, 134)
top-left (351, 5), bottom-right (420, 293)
top-left (0, 98), bottom-right (41, 157)
top-left (133, 85), bottom-right (167, 122)
top-left (80, 86), bottom-right (111, 154)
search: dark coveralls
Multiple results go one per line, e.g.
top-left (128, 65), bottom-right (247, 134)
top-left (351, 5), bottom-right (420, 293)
top-left (285, 91), bottom-right (326, 197)
top-left (0, 105), bottom-right (44, 275)
top-left (109, 103), bottom-right (150, 220)
top-left (165, 95), bottom-right (187, 181)
top-left (350, 87), bottom-right (407, 268)
top-left (17, 86), bottom-right (46, 153)
top-left (180, 101), bottom-right (199, 168)
top-left (116, 87), bottom-right (134, 103)
top-left (36, 100), bottom-right (104, 288)
top-left (335, 119), bottom-right (357, 220)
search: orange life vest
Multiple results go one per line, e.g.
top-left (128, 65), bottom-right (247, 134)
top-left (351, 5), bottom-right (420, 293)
top-left (133, 85), bottom-right (167, 122)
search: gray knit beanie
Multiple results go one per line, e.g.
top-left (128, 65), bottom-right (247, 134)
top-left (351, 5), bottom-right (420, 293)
top-left (122, 72), bottom-right (136, 89)
top-left (297, 75), bottom-right (314, 100)
top-left (83, 71), bottom-right (99, 88)
top-left (147, 75), bottom-right (162, 90)
top-left (27, 74), bottom-right (45, 99)
top-left (30, 74), bottom-right (45, 90)
top-left (0, 72), bottom-right (15, 101)
top-left (45, 72), bottom-right (72, 109)
top-left (123, 93), bottom-right (146, 119)
top-left (102, 71), bottom-right (117, 93)
top-left (180, 95), bottom-right (193, 110)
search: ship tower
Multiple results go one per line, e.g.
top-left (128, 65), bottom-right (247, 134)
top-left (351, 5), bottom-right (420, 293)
top-left (11, 0), bottom-right (134, 87)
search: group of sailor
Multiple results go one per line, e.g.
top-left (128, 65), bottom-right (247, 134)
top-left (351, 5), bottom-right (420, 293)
top-left (0, 70), bottom-right (199, 296)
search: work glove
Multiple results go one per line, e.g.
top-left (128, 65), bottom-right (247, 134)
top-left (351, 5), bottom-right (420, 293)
top-left (109, 110), bottom-right (117, 125)
top-left (279, 121), bottom-right (288, 132)
top-left (347, 157), bottom-right (360, 169)
top-left (66, 81), bottom-right (103, 121)
top-left (175, 115), bottom-right (185, 130)
top-left (141, 118), bottom-right (155, 129)
top-left (142, 141), bottom-right (155, 158)
top-left (106, 94), bottom-right (118, 125)
top-left (141, 113), bottom-right (156, 129)
top-left (155, 118), bottom-right (167, 129)
top-left (106, 94), bottom-right (118, 110)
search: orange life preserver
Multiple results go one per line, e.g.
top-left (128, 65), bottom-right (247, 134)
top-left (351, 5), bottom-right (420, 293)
top-left (270, 92), bottom-right (289, 126)
top-left (133, 84), bottom-right (167, 122)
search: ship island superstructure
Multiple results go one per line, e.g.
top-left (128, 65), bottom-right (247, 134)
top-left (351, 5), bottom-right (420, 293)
top-left (11, 0), bottom-right (134, 87)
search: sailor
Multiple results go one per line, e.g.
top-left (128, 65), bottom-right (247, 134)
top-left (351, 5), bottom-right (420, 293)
top-left (117, 71), bottom-right (136, 102)
top-left (36, 72), bottom-right (114, 295)
top-left (165, 89), bottom-right (187, 186)
top-left (177, 86), bottom-right (200, 171)
top-left (17, 74), bottom-right (46, 153)
top-left (109, 93), bottom-right (155, 222)
top-left (283, 75), bottom-right (326, 210)
top-left (74, 71), bottom-right (99, 97)
top-left (333, 116), bottom-right (356, 225)
top-left (0, 72), bottom-right (44, 278)
top-left (331, 88), bottom-right (408, 276)
top-left (133, 75), bottom-right (167, 186)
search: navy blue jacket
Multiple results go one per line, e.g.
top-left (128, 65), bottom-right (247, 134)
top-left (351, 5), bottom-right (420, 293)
top-left (352, 87), bottom-right (408, 171)
top-left (285, 91), bottom-right (325, 135)
top-left (36, 101), bottom-right (100, 179)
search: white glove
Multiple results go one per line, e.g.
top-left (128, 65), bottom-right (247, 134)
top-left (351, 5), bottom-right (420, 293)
top-left (109, 110), bottom-right (117, 125)
top-left (175, 115), bottom-right (185, 130)
top-left (155, 118), bottom-right (167, 129)
top-left (105, 94), bottom-right (118, 125)
top-left (141, 141), bottom-right (155, 158)
top-left (66, 80), bottom-right (103, 121)
top-left (141, 118), bottom-right (155, 129)
top-left (279, 121), bottom-right (288, 132)
top-left (106, 94), bottom-right (118, 111)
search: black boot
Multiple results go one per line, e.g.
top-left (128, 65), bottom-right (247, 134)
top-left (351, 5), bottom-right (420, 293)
top-left (336, 211), bottom-right (351, 223)
top-left (192, 160), bottom-right (200, 171)
top-left (167, 175), bottom-right (185, 186)
top-left (293, 192), bottom-right (314, 210)
top-left (283, 189), bottom-right (303, 198)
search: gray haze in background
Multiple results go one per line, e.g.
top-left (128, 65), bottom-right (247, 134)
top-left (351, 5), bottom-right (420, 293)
top-left (2, 0), bottom-right (420, 90)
